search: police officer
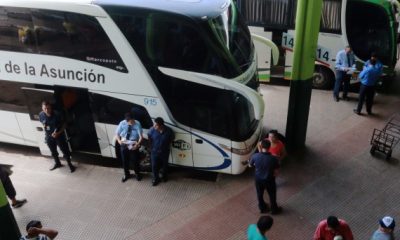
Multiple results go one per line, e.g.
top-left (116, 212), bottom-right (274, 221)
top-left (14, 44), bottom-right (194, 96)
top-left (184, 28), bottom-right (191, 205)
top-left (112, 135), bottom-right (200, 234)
top-left (39, 101), bottom-right (76, 173)
top-left (115, 112), bottom-right (143, 182)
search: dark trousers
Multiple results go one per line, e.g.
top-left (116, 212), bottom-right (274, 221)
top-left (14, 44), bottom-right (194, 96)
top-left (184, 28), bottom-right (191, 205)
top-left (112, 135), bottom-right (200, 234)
top-left (151, 152), bottom-right (169, 181)
top-left (120, 146), bottom-right (140, 177)
top-left (0, 168), bottom-right (16, 199)
top-left (333, 70), bottom-right (351, 98)
top-left (356, 84), bottom-right (375, 113)
top-left (255, 178), bottom-right (278, 212)
top-left (46, 134), bottom-right (72, 166)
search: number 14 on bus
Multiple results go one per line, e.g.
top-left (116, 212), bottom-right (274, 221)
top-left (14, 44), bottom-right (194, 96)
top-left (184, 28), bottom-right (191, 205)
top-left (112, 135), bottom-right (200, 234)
top-left (282, 32), bottom-right (331, 63)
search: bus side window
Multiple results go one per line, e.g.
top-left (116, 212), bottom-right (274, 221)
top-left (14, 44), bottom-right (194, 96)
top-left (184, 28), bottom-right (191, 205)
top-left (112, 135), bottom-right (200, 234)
top-left (0, 7), bottom-right (37, 53)
top-left (29, 9), bottom-right (127, 73)
top-left (89, 93), bottom-right (152, 129)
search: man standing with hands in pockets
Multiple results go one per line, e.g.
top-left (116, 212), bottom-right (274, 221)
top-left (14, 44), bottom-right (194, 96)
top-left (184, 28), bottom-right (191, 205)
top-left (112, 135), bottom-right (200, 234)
top-left (148, 117), bottom-right (174, 186)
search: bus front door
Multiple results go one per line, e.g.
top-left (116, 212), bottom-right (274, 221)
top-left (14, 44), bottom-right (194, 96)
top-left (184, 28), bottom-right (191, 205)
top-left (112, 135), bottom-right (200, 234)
top-left (21, 87), bottom-right (57, 156)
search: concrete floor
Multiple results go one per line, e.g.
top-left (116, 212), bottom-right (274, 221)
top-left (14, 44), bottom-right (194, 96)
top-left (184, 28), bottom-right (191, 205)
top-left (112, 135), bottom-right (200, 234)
top-left (2, 77), bottom-right (400, 239)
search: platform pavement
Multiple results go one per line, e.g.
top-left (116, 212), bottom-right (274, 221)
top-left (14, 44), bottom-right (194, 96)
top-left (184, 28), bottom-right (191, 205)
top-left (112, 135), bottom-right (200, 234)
top-left (1, 81), bottom-right (400, 240)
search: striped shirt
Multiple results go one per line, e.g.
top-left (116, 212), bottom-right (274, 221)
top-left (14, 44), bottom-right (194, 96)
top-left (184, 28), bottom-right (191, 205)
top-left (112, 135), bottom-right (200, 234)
top-left (20, 234), bottom-right (51, 240)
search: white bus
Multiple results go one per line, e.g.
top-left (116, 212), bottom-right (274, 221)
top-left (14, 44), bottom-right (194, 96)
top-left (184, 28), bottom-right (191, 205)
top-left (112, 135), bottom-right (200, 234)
top-left (238, 0), bottom-right (399, 89)
top-left (0, 0), bottom-right (267, 174)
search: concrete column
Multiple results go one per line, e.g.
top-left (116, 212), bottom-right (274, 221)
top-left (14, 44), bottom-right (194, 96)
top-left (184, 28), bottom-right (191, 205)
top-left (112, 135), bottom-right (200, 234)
top-left (285, 0), bottom-right (323, 152)
top-left (0, 182), bottom-right (21, 239)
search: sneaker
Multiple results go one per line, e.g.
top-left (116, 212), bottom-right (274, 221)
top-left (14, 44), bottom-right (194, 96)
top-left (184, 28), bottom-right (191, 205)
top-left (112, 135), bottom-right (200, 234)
top-left (12, 199), bottom-right (27, 208)
top-left (69, 165), bottom-right (76, 173)
top-left (121, 174), bottom-right (130, 183)
top-left (271, 206), bottom-right (283, 215)
top-left (152, 179), bottom-right (159, 186)
top-left (136, 175), bottom-right (142, 181)
top-left (333, 96), bottom-right (339, 102)
top-left (353, 109), bottom-right (361, 115)
top-left (49, 164), bottom-right (62, 171)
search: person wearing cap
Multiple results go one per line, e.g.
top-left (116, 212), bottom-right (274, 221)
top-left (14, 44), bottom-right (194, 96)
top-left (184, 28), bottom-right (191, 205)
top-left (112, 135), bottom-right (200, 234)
top-left (313, 216), bottom-right (354, 240)
top-left (20, 220), bottom-right (58, 240)
top-left (115, 112), bottom-right (143, 182)
top-left (370, 216), bottom-right (395, 240)
top-left (249, 139), bottom-right (282, 215)
top-left (247, 215), bottom-right (274, 240)
top-left (147, 117), bottom-right (174, 186)
top-left (0, 166), bottom-right (27, 208)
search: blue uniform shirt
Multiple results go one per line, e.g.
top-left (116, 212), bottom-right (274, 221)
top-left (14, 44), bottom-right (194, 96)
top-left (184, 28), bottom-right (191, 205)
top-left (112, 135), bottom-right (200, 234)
top-left (148, 126), bottom-right (174, 155)
top-left (249, 152), bottom-right (279, 180)
top-left (116, 120), bottom-right (142, 141)
top-left (359, 61), bottom-right (382, 86)
top-left (38, 111), bottom-right (63, 138)
top-left (335, 49), bottom-right (355, 71)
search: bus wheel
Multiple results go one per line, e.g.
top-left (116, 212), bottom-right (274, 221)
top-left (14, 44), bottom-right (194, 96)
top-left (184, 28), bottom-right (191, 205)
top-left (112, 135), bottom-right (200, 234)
top-left (313, 66), bottom-right (334, 89)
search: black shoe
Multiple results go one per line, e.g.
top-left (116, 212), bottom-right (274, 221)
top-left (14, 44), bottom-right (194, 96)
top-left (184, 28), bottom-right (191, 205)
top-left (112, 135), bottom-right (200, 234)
top-left (121, 174), bottom-right (130, 183)
top-left (12, 199), bottom-right (27, 208)
top-left (69, 165), bottom-right (76, 173)
top-left (152, 179), bottom-right (159, 186)
top-left (343, 96), bottom-right (349, 101)
top-left (334, 96), bottom-right (339, 102)
top-left (271, 206), bottom-right (283, 215)
top-left (136, 175), bottom-right (142, 181)
top-left (49, 164), bottom-right (62, 171)
top-left (353, 109), bottom-right (361, 115)
top-left (162, 177), bottom-right (168, 183)
top-left (367, 111), bottom-right (373, 115)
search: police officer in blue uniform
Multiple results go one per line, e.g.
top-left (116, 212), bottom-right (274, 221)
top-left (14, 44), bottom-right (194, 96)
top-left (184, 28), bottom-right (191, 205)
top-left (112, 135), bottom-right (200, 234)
top-left (115, 112), bottom-right (144, 182)
top-left (39, 101), bottom-right (76, 173)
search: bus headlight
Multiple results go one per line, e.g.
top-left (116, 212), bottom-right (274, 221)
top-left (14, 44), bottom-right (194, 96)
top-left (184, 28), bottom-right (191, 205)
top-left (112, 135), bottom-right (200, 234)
top-left (218, 144), bottom-right (253, 155)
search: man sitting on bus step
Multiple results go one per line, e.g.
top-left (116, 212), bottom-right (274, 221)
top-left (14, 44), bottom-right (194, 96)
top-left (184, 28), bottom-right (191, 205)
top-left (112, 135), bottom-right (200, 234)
top-left (115, 112), bottom-right (143, 182)
top-left (39, 101), bottom-right (76, 173)
top-left (333, 46), bottom-right (355, 102)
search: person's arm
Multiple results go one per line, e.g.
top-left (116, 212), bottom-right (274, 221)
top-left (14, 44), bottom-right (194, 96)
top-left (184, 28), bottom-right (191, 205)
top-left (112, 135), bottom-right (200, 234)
top-left (28, 227), bottom-right (58, 240)
top-left (312, 223), bottom-right (323, 240)
top-left (343, 224), bottom-right (354, 240)
top-left (335, 51), bottom-right (345, 70)
top-left (115, 122), bottom-right (123, 145)
top-left (135, 121), bottom-right (143, 148)
top-left (279, 142), bottom-right (287, 161)
top-left (52, 113), bottom-right (66, 138)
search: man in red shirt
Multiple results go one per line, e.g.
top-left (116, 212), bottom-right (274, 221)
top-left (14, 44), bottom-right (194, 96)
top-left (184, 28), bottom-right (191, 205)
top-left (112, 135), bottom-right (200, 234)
top-left (313, 216), bottom-right (354, 240)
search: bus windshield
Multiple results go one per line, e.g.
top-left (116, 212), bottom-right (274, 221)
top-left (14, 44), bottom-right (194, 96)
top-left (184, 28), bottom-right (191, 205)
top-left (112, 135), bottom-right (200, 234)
top-left (202, 5), bottom-right (253, 73)
top-left (104, 4), bottom-right (254, 79)
top-left (346, 1), bottom-right (396, 67)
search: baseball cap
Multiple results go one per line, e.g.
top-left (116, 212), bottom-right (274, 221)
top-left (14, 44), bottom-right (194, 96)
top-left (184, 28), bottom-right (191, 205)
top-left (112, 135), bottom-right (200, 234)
top-left (379, 216), bottom-right (395, 229)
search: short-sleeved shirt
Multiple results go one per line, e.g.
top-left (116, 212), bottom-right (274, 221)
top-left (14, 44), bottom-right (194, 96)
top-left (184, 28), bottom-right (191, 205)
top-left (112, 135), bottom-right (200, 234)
top-left (115, 120), bottom-right (142, 141)
top-left (268, 140), bottom-right (284, 158)
top-left (249, 152), bottom-right (279, 180)
top-left (148, 126), bottom-right (174, 156)
top-left (370, 229), bottom-right (394, 240)
top-left (313, 219), bottom-right (354, 240)
top-left (247, 224), bottom-right (268, 240)
top-left (20, 234), bottom-right (51, 240)
top-left (38, 111), bottom-right (63, 138)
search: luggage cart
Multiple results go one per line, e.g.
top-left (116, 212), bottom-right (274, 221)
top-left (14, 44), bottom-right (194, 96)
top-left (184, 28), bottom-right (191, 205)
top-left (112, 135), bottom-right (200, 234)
top-left (370, 113), bottom-right (400, 160)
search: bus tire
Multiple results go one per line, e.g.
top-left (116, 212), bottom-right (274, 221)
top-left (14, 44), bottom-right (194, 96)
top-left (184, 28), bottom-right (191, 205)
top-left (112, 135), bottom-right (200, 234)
top-left (313, 66), bottom-right (334, 90)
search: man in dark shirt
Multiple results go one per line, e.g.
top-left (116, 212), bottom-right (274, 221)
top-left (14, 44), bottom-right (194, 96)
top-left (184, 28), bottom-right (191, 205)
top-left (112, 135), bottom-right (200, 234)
top-left (39, 101), bottom-right (76, 173)
top-left (147, 117), bottom-right (174, 186)
top-left (249, 139), bottom-right (282, 214)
